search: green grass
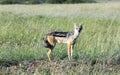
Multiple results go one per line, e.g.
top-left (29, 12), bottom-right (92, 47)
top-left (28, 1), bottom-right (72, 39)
top-left (0, 3), bottom-right (120, 75)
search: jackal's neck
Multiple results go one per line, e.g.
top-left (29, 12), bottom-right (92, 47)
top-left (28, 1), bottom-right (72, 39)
top-left (73, 30), bottom-right (80, 39)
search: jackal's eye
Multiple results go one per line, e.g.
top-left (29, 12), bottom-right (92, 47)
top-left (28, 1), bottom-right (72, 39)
top-left (75, 28), bottom-right (78, 30)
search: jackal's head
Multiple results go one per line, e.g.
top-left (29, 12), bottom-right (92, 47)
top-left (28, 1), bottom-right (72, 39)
top-left (73, 23), bottom-right (83, 38)
top-left (74, 23), bottom-right (83, 33)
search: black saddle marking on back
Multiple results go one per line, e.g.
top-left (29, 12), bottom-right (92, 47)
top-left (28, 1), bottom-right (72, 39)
top-left (49, 31), bottom-right (73, 37)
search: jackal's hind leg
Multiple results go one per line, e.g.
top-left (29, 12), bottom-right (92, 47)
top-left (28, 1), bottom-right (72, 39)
top-left (47, 36), bottom-right (56, 61)
top-left (47, 49), bottom-right (52, 61)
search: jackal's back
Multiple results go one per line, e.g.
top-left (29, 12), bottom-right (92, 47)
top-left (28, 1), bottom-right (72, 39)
top-left (49, 31), bottom-right (73, 38)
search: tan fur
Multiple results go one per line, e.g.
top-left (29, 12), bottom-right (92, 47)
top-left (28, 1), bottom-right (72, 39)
top-left (46, 35), bottom-right (75, 61)
top-left (67, 42), bottom-right (72, 60)
top-left (47, 36), bottom-right (55, 46)
top-left (46, 36), bottom-right (55, 61)
top-left (55, 37), bottom-right (68, 43)
top-left (47, 49), bottom-right (52, 61)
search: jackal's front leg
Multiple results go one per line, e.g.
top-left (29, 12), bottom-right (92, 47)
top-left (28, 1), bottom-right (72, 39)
top-left (67, 43), bottom-right (72, 60)
top-left (70, 45), bottom-right (73, 58)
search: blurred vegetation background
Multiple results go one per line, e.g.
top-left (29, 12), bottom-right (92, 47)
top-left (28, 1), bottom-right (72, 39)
top-left (0, 0), bottom-right (119, 4)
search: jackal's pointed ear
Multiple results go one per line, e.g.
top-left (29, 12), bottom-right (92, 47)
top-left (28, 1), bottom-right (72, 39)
top-left (79, 23), bottom-right (83, 29)
top-left (79, 23), bottom-right (82, 26)
top-left (73, 23), bottom-right (77, 28)
top-left (79, 23), bottom-right (83, 27)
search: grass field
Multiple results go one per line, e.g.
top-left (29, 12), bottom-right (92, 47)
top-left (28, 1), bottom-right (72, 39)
top-left (0, 3), bottom-right (120, 75)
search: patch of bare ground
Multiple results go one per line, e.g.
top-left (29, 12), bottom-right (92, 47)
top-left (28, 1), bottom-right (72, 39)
top-left (0, 58), bottom-right (120, 75)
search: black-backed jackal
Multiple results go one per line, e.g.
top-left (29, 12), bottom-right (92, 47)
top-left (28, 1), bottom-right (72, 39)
top-left (42, 24), bottom-right (83, 61)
